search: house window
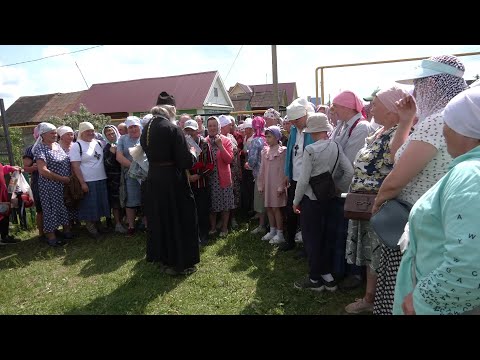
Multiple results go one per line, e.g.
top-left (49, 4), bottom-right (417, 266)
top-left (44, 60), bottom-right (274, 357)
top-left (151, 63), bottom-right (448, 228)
top-left (214, 87), bottom-right (218, 97)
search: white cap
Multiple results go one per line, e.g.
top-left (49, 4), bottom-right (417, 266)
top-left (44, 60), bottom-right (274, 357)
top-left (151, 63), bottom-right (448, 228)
top-left (218, 114), bottom-right (231, 128)
top-left (243, 117), bottom-right (253, 129)
top-left (184, 119), bottom-right (199, 130)
top-left (287, 98), bottom-right (309, 121)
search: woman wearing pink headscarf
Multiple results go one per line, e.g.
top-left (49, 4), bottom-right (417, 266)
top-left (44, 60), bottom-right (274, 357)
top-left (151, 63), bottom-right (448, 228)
top-left (246, 116), bottom-right (268, 235)
top-left (328, 90), bottom-right (371, 287)
top-left (344, 86), bottom-right (412, 314)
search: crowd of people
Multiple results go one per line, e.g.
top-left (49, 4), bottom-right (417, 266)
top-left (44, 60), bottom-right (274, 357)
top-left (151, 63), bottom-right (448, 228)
top-left (2, 54), bottom-right (480, 315)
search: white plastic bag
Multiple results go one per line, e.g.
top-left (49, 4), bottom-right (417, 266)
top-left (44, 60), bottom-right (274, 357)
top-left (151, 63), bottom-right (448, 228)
top-left (7, 171), bottom-right (20, 194)
top-left (11, 172), bottom-right (34, 202)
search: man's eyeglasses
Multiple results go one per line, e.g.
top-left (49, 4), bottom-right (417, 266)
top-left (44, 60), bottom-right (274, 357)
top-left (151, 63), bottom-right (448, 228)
top-left (294, 144), bottom-right (299, 156)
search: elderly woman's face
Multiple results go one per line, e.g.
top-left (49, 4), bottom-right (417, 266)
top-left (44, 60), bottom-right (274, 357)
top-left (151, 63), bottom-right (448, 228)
top-left (81, 129), bottom-right (95, 142)
top-left (105, 128), bottom-right (117, 143)
top-left (42, 130), bottom-right (58, 144)
top-left (371, 97), bottom-right (389, 125)
top-left (443, 124), bottom-right (464, 158)
top-left (60, 132), bottom-right (74, 143)
top-left (265, 117), bottom-right (276, 127)
top-left (207, 119), bottom-right (219, 136)
top-left (128, 125), bottom-right (141, 139)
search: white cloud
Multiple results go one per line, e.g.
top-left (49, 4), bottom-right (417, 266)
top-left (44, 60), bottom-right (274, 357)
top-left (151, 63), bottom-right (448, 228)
top-left (1, 45), bottom-right (479, 110)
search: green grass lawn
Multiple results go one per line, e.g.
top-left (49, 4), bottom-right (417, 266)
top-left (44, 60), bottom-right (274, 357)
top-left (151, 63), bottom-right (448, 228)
top-left (0, 220), bottom-right (362, 315)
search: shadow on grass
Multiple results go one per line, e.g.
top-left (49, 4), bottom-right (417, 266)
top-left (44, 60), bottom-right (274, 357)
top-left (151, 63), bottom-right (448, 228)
top-left (214, 219), bottom-right (362, 315)
top-left (0, 227), bottom-right (146, 278)
top-left (63, 259), bottom-right (190, 315)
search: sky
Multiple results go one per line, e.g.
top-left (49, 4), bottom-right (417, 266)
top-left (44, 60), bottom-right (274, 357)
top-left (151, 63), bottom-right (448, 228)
top-left (1, 45), bottom-right (480, 110)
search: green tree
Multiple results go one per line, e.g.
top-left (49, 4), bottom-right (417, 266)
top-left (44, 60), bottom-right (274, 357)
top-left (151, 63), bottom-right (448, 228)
top-left (47, 104), bottom-right (111, 132)
top-left (0, 127), bottom-right (24, 166)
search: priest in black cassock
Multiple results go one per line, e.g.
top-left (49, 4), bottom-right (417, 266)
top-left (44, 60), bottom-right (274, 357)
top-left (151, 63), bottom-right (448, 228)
top-left (140, 91), bottom-right (200, 275)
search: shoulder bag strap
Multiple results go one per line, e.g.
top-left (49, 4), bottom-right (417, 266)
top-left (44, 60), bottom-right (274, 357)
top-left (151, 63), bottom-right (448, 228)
top-left (332, 141), bottom-right (339, 174)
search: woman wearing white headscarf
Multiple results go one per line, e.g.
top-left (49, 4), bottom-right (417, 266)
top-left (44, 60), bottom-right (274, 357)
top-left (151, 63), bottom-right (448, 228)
top-left (116, 116), bottom-right (143, 235)
top-left (372, 55), bottom-right (468, 315)
top-left (70, 121), bottom-right (110, 238)
top-left (394, 86), bottom-right (480, 315)
top-left (33, 122), bottom-right (74, 247)
top-left (57, 126), bottom-right (74, 154)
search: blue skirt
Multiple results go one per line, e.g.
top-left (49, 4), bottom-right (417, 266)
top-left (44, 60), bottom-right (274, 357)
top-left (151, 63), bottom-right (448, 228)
top-left (78, 179), bottom-right (111, 221)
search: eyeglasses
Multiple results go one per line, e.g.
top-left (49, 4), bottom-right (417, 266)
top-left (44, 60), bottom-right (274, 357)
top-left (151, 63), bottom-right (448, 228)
top-left (93, 150), bottom-right (101, 160)
top-left (294, 144), bottom-right (299, 156)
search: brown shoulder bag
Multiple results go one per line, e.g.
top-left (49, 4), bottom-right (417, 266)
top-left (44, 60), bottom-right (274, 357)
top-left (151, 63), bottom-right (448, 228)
top-left (344, 192), bottom-right (377, 220)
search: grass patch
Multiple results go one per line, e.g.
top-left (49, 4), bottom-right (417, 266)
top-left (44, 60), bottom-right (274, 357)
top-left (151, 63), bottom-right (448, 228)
top-left (0, 220), bottom-right (362, 315)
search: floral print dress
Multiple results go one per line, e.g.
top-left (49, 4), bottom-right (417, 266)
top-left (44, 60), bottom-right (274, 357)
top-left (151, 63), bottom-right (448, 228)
top-left (345, 125), bottom-right (397, 273)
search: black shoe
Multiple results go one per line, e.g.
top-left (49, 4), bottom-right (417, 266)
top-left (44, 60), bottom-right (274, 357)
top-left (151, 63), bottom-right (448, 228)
top-left (47, 239), bottom-right (65, 247)
top-left (339, 275), bottom-right (363, 290)
top-left (63, 232), bottom-right (74, 240)
top-left (278, 242), bottom-right (295, 252)
top-left (165, 266), bottom-right (197, 276)
top-left (294, 276), bottom-right (325, 291)
top-left (1, 235), bottom-right (20, 244)
top-left (321, 277), bottom-right (338, 292)
top-left (293, 248), bottom-right (307, 260)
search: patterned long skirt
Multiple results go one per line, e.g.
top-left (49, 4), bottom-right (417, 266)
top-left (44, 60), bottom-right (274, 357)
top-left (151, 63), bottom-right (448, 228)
top-left (373, 245), bottom-right (403, 315)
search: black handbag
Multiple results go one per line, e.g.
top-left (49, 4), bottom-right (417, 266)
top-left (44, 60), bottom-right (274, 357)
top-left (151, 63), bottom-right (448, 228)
top-left (370, 199), bottom-right (412, 249)
top-left (309, 142), bottom-right (339, 201)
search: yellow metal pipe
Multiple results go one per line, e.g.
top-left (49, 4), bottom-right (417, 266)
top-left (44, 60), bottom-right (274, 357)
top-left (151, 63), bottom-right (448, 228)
top-left (315, 51), bottom-right (480, 107)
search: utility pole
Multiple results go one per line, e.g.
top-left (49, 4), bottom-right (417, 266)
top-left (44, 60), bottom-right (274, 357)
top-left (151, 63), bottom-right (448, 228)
top-left (0, 99), bottom-right (15, 165)
top-left (271, 45), bottom-right (279, 111)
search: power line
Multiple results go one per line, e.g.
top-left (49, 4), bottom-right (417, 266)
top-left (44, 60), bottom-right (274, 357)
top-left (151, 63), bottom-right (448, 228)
top-left (0, 45), bottom-right (103, 68)
top-left (75, 61), bottom-right (89, 89)
top-left (224, 45), bottom-right (243, 83)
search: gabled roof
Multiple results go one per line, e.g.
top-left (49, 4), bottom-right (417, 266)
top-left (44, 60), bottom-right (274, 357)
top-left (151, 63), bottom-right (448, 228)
top-left (249, 82), bottom-right (296, 103)
top-left (229, 83), bottom-right (252, 93)
top-left (32, 91), bottom-right (86, 123)
top-left (77, 71), bottom-right (219, 114)
top-left (250, 90), bottom-right (287, 109)
top-left (2, 92), bottom-right (85, 126)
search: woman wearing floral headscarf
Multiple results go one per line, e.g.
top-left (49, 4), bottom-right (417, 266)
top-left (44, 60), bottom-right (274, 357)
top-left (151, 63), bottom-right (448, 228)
top-left (372, 54), bottom-right (468, 315)
top-left (206, 116), bottom-right (234, 237)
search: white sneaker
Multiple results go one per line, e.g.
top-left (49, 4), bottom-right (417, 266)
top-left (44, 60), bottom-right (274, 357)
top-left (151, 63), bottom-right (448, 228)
top-left (261, 231), bottom-right (276, 241)
top-left (251, 226), bottom-right (266, 235)
top-left (115, 223), bottom-right (127, 234)
top-left (294, 231), bottom-right (303, 243)
top-left (270, 233), bottom-right (286, 244)
top-left (231, 218), bottom-right (238, 229)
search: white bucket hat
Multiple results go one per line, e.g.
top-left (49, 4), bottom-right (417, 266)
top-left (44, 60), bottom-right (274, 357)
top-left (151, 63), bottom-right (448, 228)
top-left (304, 113), bottom-right (333, 133)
